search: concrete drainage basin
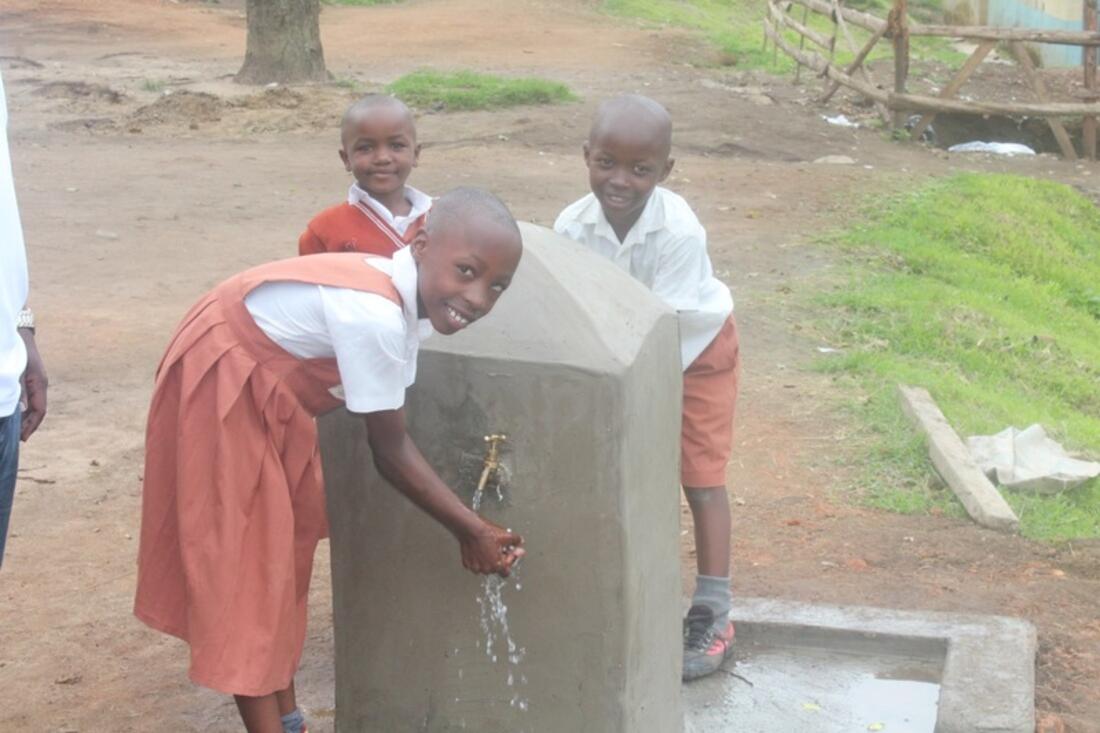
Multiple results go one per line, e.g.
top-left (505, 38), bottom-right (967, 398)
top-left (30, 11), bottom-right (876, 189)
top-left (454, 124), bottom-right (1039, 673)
top-left (685, 598), bottom-right (1036, 733)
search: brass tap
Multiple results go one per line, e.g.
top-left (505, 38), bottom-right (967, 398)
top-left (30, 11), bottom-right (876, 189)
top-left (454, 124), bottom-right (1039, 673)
top-left (475, 433), bottom-right (508, 500)
top-left (483, 433), bottom-right (507, 472)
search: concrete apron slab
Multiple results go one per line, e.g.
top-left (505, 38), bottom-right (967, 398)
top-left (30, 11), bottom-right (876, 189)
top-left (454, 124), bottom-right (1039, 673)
top-left (684, 598), bottom-right (1036, 733)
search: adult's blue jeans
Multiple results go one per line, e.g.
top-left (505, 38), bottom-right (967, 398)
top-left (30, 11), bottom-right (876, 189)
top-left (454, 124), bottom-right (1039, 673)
top-left (0, 407), bottom-right (20, 568)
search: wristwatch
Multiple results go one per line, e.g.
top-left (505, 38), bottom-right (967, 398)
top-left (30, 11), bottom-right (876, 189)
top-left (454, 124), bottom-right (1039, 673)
top-left (16, 308), bottom-right (34, 331)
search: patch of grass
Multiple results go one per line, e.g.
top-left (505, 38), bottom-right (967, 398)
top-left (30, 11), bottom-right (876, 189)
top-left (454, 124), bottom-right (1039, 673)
top-left (601, 0), bottom-right (964, 71)
top-left (812, 173), bottom-right (1100, 541)
top-left (141, 78), bottom-right (166, 93)
top-left (838, 383), bottom-right (968, 519)
top-left (386, 70), bottom-right (576, 111)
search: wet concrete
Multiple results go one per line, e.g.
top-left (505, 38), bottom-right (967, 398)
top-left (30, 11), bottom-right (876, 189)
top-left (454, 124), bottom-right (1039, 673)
top-left (685, 598), bottom-right (1036, 733)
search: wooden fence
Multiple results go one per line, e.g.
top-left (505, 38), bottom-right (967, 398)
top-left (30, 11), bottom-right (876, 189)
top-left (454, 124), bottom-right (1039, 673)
top-left (763, 0), bottom-right (1100, 160)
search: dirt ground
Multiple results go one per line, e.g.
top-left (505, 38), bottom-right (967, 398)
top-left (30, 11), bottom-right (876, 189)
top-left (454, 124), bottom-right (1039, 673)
top-left (1, 1), bottom-right (1098, 730)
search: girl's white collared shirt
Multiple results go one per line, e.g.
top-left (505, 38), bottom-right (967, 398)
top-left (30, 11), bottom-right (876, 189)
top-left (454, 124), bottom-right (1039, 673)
top-left (244, 247), bottom-right (434, 413)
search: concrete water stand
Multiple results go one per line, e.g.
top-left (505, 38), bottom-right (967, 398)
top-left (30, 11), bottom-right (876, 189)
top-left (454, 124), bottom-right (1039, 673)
top-left (685, 598), bottom-right (1037, 733)
top-left (320, 224), bottom-right (684, 732)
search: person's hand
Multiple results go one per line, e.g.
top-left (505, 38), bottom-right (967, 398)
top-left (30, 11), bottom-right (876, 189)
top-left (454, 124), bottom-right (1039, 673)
top-left (18, 329), bottom-right (47, 442)
top-left (459, 518), bottom-right (524, 577)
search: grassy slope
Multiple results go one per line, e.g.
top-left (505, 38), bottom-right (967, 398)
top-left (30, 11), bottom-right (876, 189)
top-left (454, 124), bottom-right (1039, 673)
top-left (812, 174), bottom-right (1100, 541)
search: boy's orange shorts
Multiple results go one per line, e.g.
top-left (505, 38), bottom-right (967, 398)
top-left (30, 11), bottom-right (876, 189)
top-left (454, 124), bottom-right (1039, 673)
top-left (681, 316), bottom-right (740, 488)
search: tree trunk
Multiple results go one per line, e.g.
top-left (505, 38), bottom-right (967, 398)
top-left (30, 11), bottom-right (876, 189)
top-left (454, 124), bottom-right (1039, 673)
top-left (236, 0), bottom-right (329, 85)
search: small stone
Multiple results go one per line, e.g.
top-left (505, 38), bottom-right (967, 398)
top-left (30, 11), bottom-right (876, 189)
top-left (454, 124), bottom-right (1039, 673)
top-left (845, 557), bottom-right (871, 572)
top-left (813, 155), bottom-right (856, 165)
top-left (94, 229), bottom-right (119, 240)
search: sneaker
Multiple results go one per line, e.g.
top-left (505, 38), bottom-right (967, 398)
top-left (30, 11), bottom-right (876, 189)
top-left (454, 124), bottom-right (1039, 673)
top-left (682, 604), bottom-right (735, 681)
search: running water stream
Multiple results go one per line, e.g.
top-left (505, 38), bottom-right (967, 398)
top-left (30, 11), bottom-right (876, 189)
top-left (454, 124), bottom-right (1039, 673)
top-left (469, 434), bottom-right (530, 717)
top-left (478, 570), bottom-right (529, 711)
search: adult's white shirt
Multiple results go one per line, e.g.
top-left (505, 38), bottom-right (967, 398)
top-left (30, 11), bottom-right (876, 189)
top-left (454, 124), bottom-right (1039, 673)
top-left (244, 246), bottom-right (434, 414)
top-left (0, 71), bottom-right (28, 418)
top-left (554, 186), bottom-right (733, 370)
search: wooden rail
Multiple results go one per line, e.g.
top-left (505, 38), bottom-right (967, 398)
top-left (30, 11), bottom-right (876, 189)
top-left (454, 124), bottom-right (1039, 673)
top-left (764, 0), bottom-right (1100, 159)
top-left (793, 0), bottom-right (1100, 45)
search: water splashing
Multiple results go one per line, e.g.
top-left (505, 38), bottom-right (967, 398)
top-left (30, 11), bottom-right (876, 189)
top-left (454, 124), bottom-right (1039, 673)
top-left (477, 568), bottom-right (529, 714)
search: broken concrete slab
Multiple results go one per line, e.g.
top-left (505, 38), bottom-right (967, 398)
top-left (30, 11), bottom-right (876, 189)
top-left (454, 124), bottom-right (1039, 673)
top-left (898, 385), bottom-right (1020, 532)
top-left (686, 597), bottom-right (1037, 733)
top-left (320, 223), bottom-right (685, 732)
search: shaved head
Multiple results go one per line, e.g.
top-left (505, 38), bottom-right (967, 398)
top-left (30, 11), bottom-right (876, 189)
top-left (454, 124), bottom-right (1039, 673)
top-left (589, 94), bottom-right (672, 158)
top-left (413, 187), bottom-right (523, 334)
top-left (340, 94), bottom-right (415, 146)
top-left (428, 187), bottom-right (521, 243)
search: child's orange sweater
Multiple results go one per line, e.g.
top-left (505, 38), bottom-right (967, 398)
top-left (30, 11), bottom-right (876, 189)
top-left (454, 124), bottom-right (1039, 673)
top-left (298, 202), bottom-right (427, 257)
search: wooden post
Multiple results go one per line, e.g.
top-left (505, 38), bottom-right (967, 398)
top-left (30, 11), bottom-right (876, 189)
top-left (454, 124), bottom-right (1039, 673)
top-left (891, 0), bottom-right (910, 129)
top-left (796, 5), bottom-right (810, 82)
top-left (828, 2), bottom-right (839, 63)
top-left (763, 0), bottom-right (771, 54)
top-left (820, 24), bottom-right (888, 103)
top-left (1085, 0), bottom-right (1098, 160)
top-left (1010, 41), bottom-right (1079, 160)
top-left (832, 0), bottom-right (891, 123)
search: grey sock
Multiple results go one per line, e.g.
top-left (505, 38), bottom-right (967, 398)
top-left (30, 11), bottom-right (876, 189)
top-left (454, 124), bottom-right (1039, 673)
top-left (281, 708), bottom-right (305, 733)
top-left (692, 574), bottom-right (732, 627)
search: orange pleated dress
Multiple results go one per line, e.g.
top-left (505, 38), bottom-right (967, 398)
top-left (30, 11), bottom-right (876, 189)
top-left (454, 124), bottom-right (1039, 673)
top-left (134, 253), bottom-right (401, 696)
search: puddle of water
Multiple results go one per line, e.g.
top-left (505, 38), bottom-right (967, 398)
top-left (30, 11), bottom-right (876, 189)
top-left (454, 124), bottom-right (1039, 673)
top-left (849, 676), bottom-right (940, 732)
top-left (685, 643), bottom-right (942, 733)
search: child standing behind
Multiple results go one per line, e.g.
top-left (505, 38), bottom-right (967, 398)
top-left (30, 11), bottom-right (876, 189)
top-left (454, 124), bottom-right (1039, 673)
top-left (136, 188), bottom-right (524, 733)
top-left (554, 95), bottom-right (740, 682)
top-left (299, 94), bottom-right (431, 256)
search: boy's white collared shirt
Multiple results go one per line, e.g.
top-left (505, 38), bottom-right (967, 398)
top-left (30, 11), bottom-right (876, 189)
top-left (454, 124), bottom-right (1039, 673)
top-left (348, 182), bottom-right (432, 237)
top-left (244, 247), bottom-right (435, 414)
top-left (554, 186), bottom-right (733, 369)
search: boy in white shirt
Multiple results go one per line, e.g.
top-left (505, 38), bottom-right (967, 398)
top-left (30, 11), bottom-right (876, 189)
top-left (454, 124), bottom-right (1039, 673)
top-left (555, 94), bottom-right (740, 681)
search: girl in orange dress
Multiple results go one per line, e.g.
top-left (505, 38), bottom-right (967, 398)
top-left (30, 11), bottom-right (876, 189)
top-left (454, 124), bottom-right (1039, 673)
top-left (134, 188), bottom-right (524, 733)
